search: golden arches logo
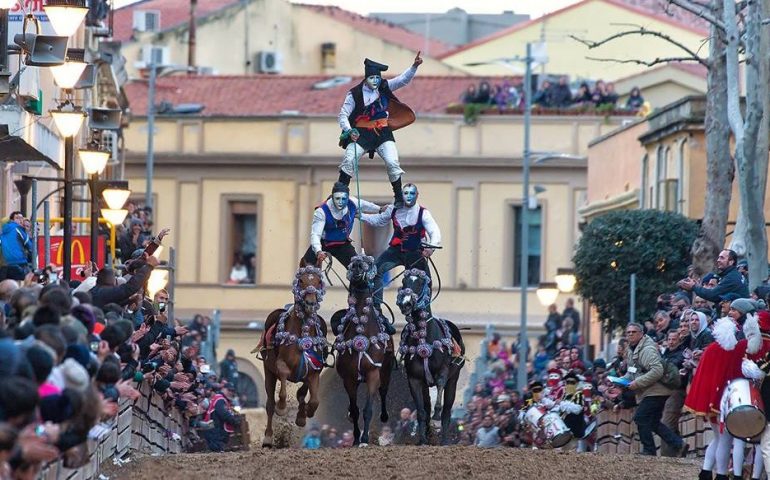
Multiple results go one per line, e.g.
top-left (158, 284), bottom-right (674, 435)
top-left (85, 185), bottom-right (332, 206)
top-left (55, 239), bottom-right (86, 266)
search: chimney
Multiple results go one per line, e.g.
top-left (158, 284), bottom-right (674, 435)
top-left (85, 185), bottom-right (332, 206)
top-left (188, 0), bottom-right (197, 69)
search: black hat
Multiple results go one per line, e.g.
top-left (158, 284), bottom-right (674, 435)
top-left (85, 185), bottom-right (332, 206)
top-left (564, 371), bottom-right (579, 384)
top-left (364, 58), bottom-right (388, 78)
top-left (331, 182), bottom-right (349, 195)
top-left (529, 381), bottom-right (544, 392)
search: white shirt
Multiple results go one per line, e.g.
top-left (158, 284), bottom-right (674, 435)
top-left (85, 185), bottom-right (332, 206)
top-left (362, 204), bottom-right (441, 248)
top-left (338, 65), bottom-right (418, 131)
top-left (311, 197), bottom-right (381, 253)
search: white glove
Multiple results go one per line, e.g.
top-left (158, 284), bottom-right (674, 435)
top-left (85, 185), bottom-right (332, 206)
top-left (560, 400), bottom-right (583, 415)
top-left (742, 358), bottom-right (766, 381)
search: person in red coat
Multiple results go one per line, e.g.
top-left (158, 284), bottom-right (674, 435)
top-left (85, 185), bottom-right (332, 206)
top-left (685, 306), bottom-right (761, 480)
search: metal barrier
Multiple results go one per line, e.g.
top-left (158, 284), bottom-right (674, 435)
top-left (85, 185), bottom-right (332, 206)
top-left (595, 408), bottom-right (712, 456)
top-left (36, 382), bottom-right (186, 480)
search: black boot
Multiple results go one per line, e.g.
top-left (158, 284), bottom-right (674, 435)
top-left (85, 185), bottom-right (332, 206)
top-left (714, 475), bottom-right (728, 480)
top-left (697, 470), bottom-right (712, 480)
top-left (391, 178), bottom-right (403, 208)
top-left (338, 170), bottom-right (351, 186)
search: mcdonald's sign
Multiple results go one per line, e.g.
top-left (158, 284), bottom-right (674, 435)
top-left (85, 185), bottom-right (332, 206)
top-left (38, 236), bottom-right (106, 278)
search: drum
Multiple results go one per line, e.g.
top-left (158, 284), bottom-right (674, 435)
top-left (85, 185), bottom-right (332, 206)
top-left (524, 405), bottom-right (546, 431)
top-left (721, 378), bottom-right (766, 440)
top-left (541, 412), bottom-right (573, 448)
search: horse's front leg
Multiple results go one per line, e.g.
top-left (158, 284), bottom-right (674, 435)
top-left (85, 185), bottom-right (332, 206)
top-left (360, 369), bottom-right (380, 446)
top-left (343, 376), bottom-right (361, 445)
top-left (295, 382), bottom-right (309, 427)
top-left (433, 364), bottom-right (449, 421)
top-left (263, 368), bottom-right (277, 448)
top-left (306, 372), bottom-right (320, 418)
top-left (408, 376), bottom-right (429, 445)
top-left (275, 359), bottom-right (291, 416)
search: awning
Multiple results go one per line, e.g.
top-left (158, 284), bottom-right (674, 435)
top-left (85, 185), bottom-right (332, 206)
top-left (0, 125), bottom-right (60, 169)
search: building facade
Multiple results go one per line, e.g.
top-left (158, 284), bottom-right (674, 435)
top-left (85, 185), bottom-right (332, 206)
top-left (121, 71), bottom-right (634, 403)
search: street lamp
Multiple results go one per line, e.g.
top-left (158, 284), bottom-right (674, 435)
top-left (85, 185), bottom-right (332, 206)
top-left (79, 139), bottom-right (109, 263)
top-left (555, 267), bottom-right (577, 293)
top-left (50, 100), bottom-right (85, 283)
top-left (536, 282), bottom-right (560, 307)
top-left (147, 269), bottom-right (169, 298)
top-left (43, 0), bottom-right (88, 38)
top-left (51, 48), bottom-right (87, 89)
top-left (100, 208), bottom-right (128, 227)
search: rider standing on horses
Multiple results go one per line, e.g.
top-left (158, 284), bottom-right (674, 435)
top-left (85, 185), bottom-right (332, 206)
top-left (362, 183), bottom-right (441, 318)
top-left (302, 182), bottom-right (382, 268)
top-left (337, 52), bottom-right (422, 207)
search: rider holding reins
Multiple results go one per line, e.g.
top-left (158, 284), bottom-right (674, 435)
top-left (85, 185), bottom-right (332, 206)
top-left (361, 183), bottom-right (441, 320)
top-left (302, 182), bottom-right (383, 268)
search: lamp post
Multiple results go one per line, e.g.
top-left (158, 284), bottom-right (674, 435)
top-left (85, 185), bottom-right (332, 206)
top-left (79, 141), bottom-right (109, 263)
top-left (51, 102), bottom-right (86, 283)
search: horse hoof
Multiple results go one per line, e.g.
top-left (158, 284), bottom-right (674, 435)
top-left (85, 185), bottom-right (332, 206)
top-left (358, 443), bottom-right (368, 448)
top-left (380, 413), bottom-right (389, 423)
top-left (276, 406), bottom-right (288, 416)
top-left (296, 417), bottom-right (306, 427)
top-left (262, 436), bottom-right (273, 448)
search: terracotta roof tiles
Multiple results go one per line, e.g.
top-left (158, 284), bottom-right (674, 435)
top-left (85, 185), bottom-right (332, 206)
top-left (124, 74), bottom-right (521, 117)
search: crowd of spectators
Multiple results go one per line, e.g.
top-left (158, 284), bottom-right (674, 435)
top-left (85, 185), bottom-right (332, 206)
top-left (461, 76), bottom-right (646, 113)
top-left (116, 201), bottom-right (155, 264)
top-left (0, 221), bottom-right (244, 479)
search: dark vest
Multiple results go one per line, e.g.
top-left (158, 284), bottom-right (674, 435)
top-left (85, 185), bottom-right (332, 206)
top-left (339, 80), bottom-right (400, 150)
top-left (389, 206), bottom-right (426, 252)
top-left (320, 200), bottom-right (357, 247)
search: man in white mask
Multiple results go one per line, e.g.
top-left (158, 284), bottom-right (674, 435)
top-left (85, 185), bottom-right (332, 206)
top-left (337, 52), bottom-right (423, 208)
top-left (362, 183), bottom-right (440, 315)
top-left (301, 182), bottom-right (382, 268)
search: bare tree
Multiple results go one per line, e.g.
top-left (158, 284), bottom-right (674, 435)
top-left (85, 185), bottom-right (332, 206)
top-left (724, 0), bottom-right (770, 288)
top-left (572, 5), bottom-right (735, 274)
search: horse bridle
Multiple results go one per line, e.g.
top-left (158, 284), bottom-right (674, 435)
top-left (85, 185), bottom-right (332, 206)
top-left (397, 269), bottom-right (432, 313)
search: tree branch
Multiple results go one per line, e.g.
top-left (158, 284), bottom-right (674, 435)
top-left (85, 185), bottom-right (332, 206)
top-left (571, 27), bottom-right (709, 67)
top-left (666, 0), bottom-right (726, 31)
top-left (584, 56), bottom-right (707, 67)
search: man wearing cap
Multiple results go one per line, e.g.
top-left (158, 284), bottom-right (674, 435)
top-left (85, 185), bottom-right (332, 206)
top-left (679, 249), bottom-right (749, 301)
top-left (201, 384), bottom-right (241, 452)
top-left (337, 52), bottom-right (423, 207)
top-left (560, 371), bottom-right (588, 451)
top-left (301, 182), bottom-right (383, 268)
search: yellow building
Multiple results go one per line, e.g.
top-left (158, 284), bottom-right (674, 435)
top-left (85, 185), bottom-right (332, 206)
top-left (114, 0), bottom-right (459, 79)
top-left (439, 0), bottom-right (709, 104)
top-left (121, 72), bottom-right (632, 404)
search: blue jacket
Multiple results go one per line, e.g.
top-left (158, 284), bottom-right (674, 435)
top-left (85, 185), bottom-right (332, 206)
top-left (0, 221), bottom-right (31, 266)
top-left (693, 265), bottom-right (749, 302)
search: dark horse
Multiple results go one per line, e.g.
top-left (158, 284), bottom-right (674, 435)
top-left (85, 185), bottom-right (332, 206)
top-left (259, 264), bottom-right (328, 448)
top-left (331, 254), bottom-right (394, 446)
top-left (397, 268), bottom-right (464, 445)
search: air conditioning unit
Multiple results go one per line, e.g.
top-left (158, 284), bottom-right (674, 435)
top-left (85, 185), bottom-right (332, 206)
top-left (136, 45), bottom-right (170, 68)
top-left (133, 10), bottom-right (161, 33)
top-left (101, 131), bottom-right (120, 164)
top-left (255, 51), bottom-right (282, 74)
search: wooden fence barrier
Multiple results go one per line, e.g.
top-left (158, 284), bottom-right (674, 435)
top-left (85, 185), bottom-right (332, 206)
top-left (596, 408), bottom-right (713, 456)
top-left (36, 382), bottom-right (186, 480)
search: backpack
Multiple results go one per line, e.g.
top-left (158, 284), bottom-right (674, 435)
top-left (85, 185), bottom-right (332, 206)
top-left (660, 357), bottom-right (682, 389)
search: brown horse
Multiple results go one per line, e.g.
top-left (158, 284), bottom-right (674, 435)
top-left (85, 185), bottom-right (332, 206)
top-left (397, 269), bottom-right (465, 445)
top-left (260, 264), bottom-right (328, 448)
top-left (331, 255), bottom-right (394, 446)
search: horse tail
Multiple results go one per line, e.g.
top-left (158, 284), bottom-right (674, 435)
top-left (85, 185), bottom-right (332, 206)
top-left (445, 320), bottom-right (465, 356)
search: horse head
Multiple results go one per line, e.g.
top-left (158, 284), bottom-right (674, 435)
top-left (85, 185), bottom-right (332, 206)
top-left (293, 265), bottom-right (326, 316)
top-left (346, 254), bottom-right (377, 290)
top-left (397, 269), bottom-right (431, 316)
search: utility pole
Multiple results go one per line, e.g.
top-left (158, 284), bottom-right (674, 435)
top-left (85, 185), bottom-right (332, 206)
top-left (517, 43), bottom-right (532, 394)
top-left (145, 63), bottom-right (156, 212)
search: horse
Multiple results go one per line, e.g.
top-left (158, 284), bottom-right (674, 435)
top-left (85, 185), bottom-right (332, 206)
top-left (397, 268), bottom-right (465, 445)
top-left (331, 254), bottom-right (394, 446)
top-left (259, 264), bottom-right (328, 448)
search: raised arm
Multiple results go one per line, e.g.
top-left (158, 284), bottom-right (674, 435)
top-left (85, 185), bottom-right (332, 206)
top-left (361, 205), bottom-right (393, 228)
top-left (387, 51), bottom-right (422, 91)
top-left (350, 196), bottom-right (381, 214)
